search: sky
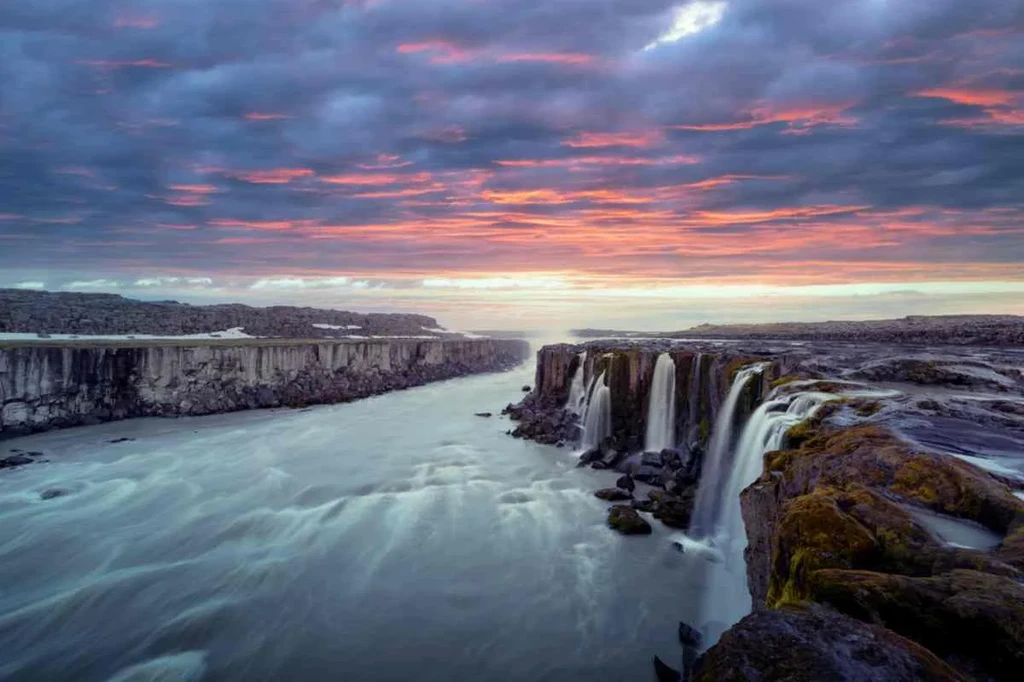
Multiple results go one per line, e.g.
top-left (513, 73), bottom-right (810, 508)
top-left (1, 0), bottom-right (1023, 331)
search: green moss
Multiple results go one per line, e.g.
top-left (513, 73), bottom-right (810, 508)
top-left (770, 374), bottom-right (804, 389)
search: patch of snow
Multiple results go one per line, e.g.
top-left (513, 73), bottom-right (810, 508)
top-left (312, 323), bottom-right (362, 330)
top-left (1014, 491), bottom-right (1024, 501)
top-left (421, 326), bottom-right (450, 334)
top-left (0, 328), bottom-right (254, 341)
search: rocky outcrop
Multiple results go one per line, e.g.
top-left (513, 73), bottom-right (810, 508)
top-left (692, 604), bottom-right (963, 682)
top-left (518, 341), bottom-right (794, 452)
top-left (727, 415), bottom-right (1024, 681)
top-left (0, 339), bottom-right (530, 437)
top-left (0, 289), bottom-right (446, 338)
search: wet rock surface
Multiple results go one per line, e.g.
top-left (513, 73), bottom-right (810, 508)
top-left (691, 605), bottom-right (963, 682)
top-left (607, 505), bottom-right (652, 535)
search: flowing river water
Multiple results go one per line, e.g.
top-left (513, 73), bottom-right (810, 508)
top-left (0, 359), bottom-right (706, 681)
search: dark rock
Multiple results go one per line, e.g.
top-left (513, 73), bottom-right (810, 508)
top-left (473, 412), bottom-right (493, 418)
top-left (40, 488), bottom-right (70, 500)
top-left (106, 438), bottom-right (136, 444)
top-left (634, 464), bottom-right (663, 484)
top-left (521, 385), bottom-right (531, 392)
top-left (25, 451), bottom-right (46, 457)
top-left (578, 448), bottom-right (603, 466)
top-left (607, 505), bottom-right (652, 535)
top-left (678, 621), bottom-right (702, 648)
top-left (641, 451), bottom-right (663, 467)
top-left (590, 461), bottom-right (608, 470)
top-left (615, 473), bottom-right (635, 492)
top-left (653, 655), bottom-right (681, 682)
top-left (692, 605), bottom-right (962, 681)
top-left (594, 488), bottom-right (632, 501)
top-left (632, 498), bottom-right (657, 513)
top-left (650, 489), bottom-right (696, 529)
top-left (1, 455), bottom-right (34, 469)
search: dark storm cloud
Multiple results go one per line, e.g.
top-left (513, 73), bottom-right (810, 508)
top-left (0, 0), bottom-right (1022, 288)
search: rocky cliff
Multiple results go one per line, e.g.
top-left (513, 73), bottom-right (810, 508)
top-left (0, 338), bottom-right (530, 437)
top-left (515, 341), bottom-right (800, 450)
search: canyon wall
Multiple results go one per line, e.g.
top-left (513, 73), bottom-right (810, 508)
top-left (0, 339), bottom-right (530, 437)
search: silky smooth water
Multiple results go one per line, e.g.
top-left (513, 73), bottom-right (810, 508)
top-left (0, 364), bottom-right (699, 681)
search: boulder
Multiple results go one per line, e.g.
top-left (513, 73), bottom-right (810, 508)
top-left (607, 505), bottom-right (652, 535)
top-left (1, 455), bottom-right (34, 470)
top-left (615, 473), bottom-right (635, 492)
top-left (594, 488), bottom-right (632, 501)
top-left (692, 605), bottom-right (962, 682)
top-left (473, 412), bottom-right (493, 418)
top-left (40, 488), bottom-right (70, 500)
top-left (634, 464), bottom-right (663, 484)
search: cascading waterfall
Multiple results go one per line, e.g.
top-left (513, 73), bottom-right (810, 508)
top-left (644, 353), bottom-right (677, 452)
top-left (686, 352), bottom-right (702, 445)
top-left (581, 371), bottom-right (611, 450)
top-left (565, 351), bottom-right (588, 415)
top-left (690, 364), bottom-right (765, 537)
top-left (693, 386), bottom-right (834, 648)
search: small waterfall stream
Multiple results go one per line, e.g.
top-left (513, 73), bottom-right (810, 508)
top-left (686, 352), bottom-right (702, 446)
top-left (581, 371), bottom-right (611, 450)
top-left (565, 351), bottom-right (588, 415)
top-left (644, 353), bottom-right (677, 452)
top-left (690, 364), bottom-right (765, 537)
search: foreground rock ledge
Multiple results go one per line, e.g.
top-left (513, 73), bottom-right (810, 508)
top-left (0, 338), bottom-right (530, 437)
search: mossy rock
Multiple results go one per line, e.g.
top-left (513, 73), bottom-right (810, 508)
top-left (607, 505), bottom-right (652, 535)
top-left (806, 568), bottom-right (1024, 680)
top-left (692, 604), bottom-right (963, 682)
top-left (770, 374), bottom-right (804, 390)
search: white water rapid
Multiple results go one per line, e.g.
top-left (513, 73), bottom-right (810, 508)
top-left (644, 354), bottom-right (677, 452)
top-left (565, 351), bottom-right (588, 415)
top-left (581, 371), bottom-right (611, 450)
top-left (689, 364), bottom-right (765, 536)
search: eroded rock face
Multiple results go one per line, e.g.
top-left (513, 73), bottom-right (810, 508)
top-left (0, 339), bottom-right (530, 436)
top-left (692, 605), bottom-right (963, 682)
top-left (737, 420), bottom-right (1024, 680)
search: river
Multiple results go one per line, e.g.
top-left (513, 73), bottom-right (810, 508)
top-left (0, 359), bottom-right (701, 681)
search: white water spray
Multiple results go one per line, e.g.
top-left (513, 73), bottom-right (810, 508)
top-left (690, 364), bottom-right (764, 536)
top-left (644, 353), bottom-right (677, 452)
top-left (565, 352), bottom-right (588, 415)
top-left (581, 371), bottom-right (611, 450)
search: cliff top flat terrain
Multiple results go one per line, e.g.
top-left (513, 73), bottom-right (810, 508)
top-left (574, 314), bottom-right (1024, 346)
top-left (0, 289), bottom-right (454, 340)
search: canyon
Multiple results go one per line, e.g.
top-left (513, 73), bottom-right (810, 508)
top-left (507, 339), bottom-right (1024, 681)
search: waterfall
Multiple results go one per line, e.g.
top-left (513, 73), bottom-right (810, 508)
top-left (693, 388), bottom-right (834, 648)
top-left (689, 364), bottom-right (765, 537)
top-left (581, 371), bottom-right (611, 450)
top-left (687, 352), bottom-right (702, 445)
top-left (565, 351), bottom-right (588, 415)
top-left (714, 391), bottom-right (832, 545)
top-left (644, 353), bottom-right (677, 452)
